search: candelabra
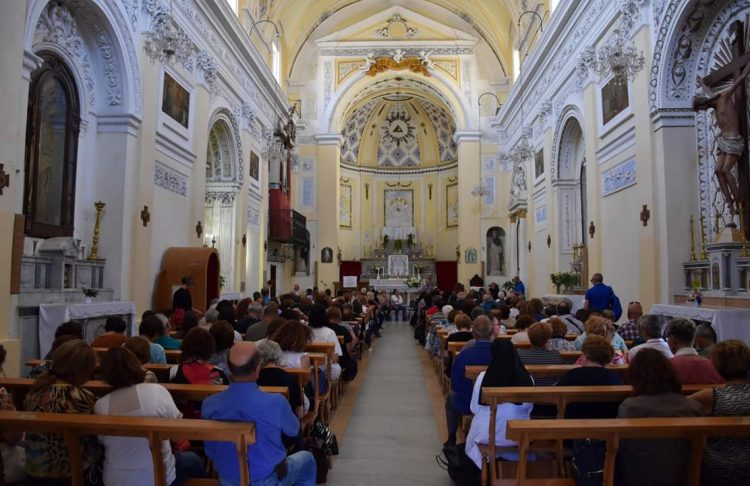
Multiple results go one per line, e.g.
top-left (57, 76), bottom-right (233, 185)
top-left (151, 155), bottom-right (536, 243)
top-left (699, 215), bottom-right (708, 260)
top-left (689, 215), bottom-right (697, 262)
top-left (88, 201), bottom-right (105, 260)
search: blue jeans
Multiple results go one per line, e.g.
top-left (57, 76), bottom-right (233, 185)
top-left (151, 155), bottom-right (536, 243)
top-left (219, 451), bottom-right (317, 486)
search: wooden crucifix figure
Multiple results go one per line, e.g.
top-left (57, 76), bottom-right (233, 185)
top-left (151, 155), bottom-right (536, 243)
top-left (693, 21), bottom-right (750, 226)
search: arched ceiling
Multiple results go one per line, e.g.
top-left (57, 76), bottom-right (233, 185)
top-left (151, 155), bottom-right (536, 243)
top-left (264, 0), bottom-right (526, 79)
top-left (341, 93), bottom-right (457, 169)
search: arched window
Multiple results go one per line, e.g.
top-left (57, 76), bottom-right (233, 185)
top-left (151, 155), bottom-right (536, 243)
top-left (24, 53), bottom-right (80, 237)
top-left (206, 120), bottom-right (235, 182)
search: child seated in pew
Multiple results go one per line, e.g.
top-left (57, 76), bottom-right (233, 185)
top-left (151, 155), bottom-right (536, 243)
top-left (123, 336), bottom-right (160, 383)
top-left (95, 347), bottom-right (206, 486)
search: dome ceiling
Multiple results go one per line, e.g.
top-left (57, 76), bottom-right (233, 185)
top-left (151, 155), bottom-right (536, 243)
top-left (341, 95), bottom-right (457, 168)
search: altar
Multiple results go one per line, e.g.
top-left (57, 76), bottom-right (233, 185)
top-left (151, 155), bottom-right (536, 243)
top-left (382, 226), bottom-right (416, 241)
top-left (650, 303), bottom-right (750, 344)
top-left (38, 301), bottom-right (137, 358)
top-left (370, 279), bottom-right (410, 292)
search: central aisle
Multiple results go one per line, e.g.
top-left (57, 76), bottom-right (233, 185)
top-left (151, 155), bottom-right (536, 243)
top-left (327, 322), bottom-right (453, 485)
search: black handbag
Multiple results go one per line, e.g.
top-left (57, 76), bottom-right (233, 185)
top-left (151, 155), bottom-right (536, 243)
top-left (571, 438), bottom-right (605, 486)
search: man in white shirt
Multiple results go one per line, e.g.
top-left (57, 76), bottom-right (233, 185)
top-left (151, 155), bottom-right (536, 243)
top-left (628, 314), bottom-right (673, 361)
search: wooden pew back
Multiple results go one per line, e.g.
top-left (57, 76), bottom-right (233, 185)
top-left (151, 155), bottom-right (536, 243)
top-left (505, 417), bottom-right (750, 486)
top-left (0, 410), bottom-right (254, 486)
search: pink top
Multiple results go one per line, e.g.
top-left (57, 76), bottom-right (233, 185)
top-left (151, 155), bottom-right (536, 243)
top-left (671, 356), bottom-right (725, 385)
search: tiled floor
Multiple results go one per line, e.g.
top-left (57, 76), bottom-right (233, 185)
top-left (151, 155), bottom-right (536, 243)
top-left (326, 322), bottom-right (453, 485)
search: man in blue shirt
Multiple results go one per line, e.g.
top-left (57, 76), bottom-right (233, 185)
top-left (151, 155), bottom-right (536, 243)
top-left (202, 342), bottom-right (316, 485)
top-left (584, 273), bottom-right (616, 312)
top-left (444, 316), bottom-right (493, 446)
top-left (512, 276), bottom-right (526, 296)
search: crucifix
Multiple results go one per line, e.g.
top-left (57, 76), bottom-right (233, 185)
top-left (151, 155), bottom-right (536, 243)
top-left (693, 20), bottom-right (750, 234)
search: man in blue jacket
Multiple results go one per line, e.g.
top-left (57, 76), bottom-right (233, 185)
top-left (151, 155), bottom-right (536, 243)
top-left (202, 342), bottom-right (316, 485)
top-left (444, 315), bottom-right (493, 447)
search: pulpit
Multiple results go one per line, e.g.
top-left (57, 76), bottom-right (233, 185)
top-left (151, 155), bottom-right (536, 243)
top-left (154, 247), bottom-right (220, 312)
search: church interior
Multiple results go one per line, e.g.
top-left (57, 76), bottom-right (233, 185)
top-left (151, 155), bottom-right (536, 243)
top-left (0, 0), bottom-right (749, 484)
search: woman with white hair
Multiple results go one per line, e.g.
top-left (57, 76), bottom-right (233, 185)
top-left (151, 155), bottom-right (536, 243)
top-left (256, 339), bottom-right (307, 417)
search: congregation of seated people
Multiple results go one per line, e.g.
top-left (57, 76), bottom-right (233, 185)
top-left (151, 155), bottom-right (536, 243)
top-left (413, 280), bottom-right (750, 486)
top-left (0, 285), bottom-right (403, 485)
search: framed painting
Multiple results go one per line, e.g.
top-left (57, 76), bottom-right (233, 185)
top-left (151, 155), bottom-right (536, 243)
top-left (161, 72), bottom-right (190, 129)
top-left (340, 184), bottom-right (352, 228)
top-left (534, 149), bottom-right (544, 180)
top-left (384, 189), bottom-right (414, 227)
top-left (600, 74), bottom-right (629, 126)
top-left (446, 183), bottom-right (458, 228)
top-left (249, 151), bottom-right (259, 180)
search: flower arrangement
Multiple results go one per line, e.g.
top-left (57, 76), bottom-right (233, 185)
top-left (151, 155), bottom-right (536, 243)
top-left (82, 288), bottom-right (98, 298)
top-left (382, 235), bottom-right (390, 247)
top-left (407, 233), bottom-right (414, 248)
top-left (550, 272), bottom-right (580, 293)
top-left (406, 276), bottom-right (422, 288)
top-left (394, 239), bottom-right (403, 252)
top-left (687, 280), bottom-right (703, 306)
top-left (502, 280), bottom-right (515, 292)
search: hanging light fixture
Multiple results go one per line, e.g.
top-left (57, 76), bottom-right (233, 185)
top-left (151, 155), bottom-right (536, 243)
top-left (593, 26), bottom-right (645, 87)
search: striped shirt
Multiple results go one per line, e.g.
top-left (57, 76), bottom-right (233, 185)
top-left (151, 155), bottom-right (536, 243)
top-left (518, 347), bottom-right (565, 386)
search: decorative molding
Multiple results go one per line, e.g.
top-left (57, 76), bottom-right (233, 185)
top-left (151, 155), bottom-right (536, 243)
top-left (35, 2), bottom-right (96, 105)
top-left (319, 46), bottom-right (473, 57)
top-left (154, 161), bottom-right (188, 197)
top-left (142, 1), bottom-right (196, 71)
top-left (196, 50), bottom-right (218, 90)
top-left (340, 161), bottom-right (458, 176)
top-left (602, 158), bottom-right (637, 196)
top-left (375, 13), bottom-right (418, 39)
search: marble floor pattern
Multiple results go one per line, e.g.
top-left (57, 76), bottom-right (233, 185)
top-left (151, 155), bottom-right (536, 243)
top-left (326, 321), bottom-right (453, 485)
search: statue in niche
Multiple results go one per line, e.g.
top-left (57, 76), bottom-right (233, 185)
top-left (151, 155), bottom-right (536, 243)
top-left (321, 247), bottom-right (333, 263)
top-left (295, 245), bottom-right (309, 275)
top-left (486, 227), bottom-right (505, 276)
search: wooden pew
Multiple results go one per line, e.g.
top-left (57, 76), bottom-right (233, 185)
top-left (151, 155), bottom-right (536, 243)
top-left (480, 384), bottom-right (717, 484)
top-left (448, 341), bottom-right (581, 362)
top-left (0, 410), bottom-right (255, 486)
top-left (465, 364), bottom-right (628, 383)
top-left (93, 347), bottom-right (182, 363)
top-left (26, 359), bottom-right (174, 382)
top-left (0, 378), bottom-right (288, 411)
top-left (505, 417), bottom-right (750, 486)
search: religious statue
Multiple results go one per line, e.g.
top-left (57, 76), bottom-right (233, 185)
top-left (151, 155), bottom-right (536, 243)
top-left (360, 52), bottom-right (377, 71)
top-left (693, 62), bottom-right (750, 214)
top-left (391, 49), bottom-right (405, 63)
top-left (486, 228), bottom-right (505, 276)
top-left (418, 50), bottom-right (435, 70)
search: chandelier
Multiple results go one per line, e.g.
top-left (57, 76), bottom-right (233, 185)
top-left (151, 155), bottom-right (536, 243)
top-left (471, 184), bottom-right (490, 199)
top-left (390, 197), bottom-right (409, 212)
top-left (593, 27), bottom-right (645, 86)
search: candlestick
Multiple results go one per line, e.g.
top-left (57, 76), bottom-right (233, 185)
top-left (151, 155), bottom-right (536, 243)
top-left (741, 205), bottom-right (749, 258)
top-left (88, 201), bottom-right (105, 260)
top-left (699, 215), bottom-right (708, 260)
top-left (689, 215), bottom-right (697, 262)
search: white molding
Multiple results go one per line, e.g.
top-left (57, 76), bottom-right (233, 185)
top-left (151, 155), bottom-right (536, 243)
top-left (96, 114), bottom-right (142, 137)
top-left (315, 133), bottom-right (345, 145)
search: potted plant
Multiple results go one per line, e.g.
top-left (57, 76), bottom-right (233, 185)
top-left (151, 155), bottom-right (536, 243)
top-left (502, 280), bottom-right (514, 292)
top-left (382, 235), bottom-right (390, 248)
top-left (550, 272), bottom-right (580, 294)
top-left (82, 288), bottom-right (98, 304)
top-left (687, 280), bottom-right (703, 307)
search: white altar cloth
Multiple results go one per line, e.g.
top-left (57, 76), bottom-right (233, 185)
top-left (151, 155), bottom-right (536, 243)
top-left (382, 226), bottom-right (416, 240)
top-left (38, 301), bottom-right (137, 358)
top-left (371, 279), bottom-right (409, 292)
top-left (650, 304), bottom-right (750, 343)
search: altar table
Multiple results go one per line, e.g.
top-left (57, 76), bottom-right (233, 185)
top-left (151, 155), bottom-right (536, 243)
top-left (650, 303), bottom-right (750, 343)
top-left (38, 301), bottom-right (137, 358)
top-left (370, 279), bottom-right (409, 292)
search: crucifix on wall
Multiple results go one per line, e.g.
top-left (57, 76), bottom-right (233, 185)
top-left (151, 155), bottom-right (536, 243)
top-left (693, 20), bottom-right (750, 234)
